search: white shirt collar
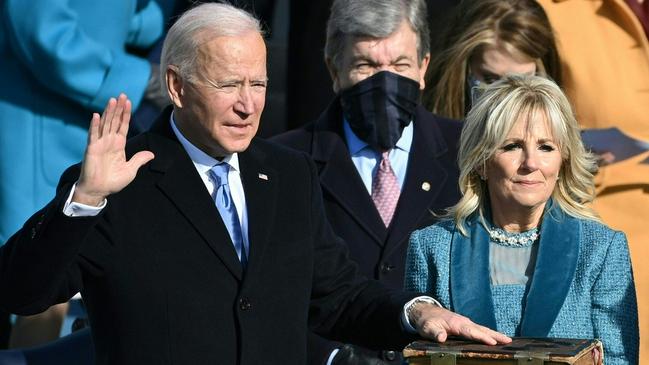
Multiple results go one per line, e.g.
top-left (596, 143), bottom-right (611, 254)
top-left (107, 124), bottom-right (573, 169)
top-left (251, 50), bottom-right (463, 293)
top-left (169, 112), bottom-right (240, 174)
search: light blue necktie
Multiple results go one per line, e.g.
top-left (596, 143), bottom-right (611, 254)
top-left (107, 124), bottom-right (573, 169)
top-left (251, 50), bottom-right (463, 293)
top-left (209, 163), bottom-right (247, 268)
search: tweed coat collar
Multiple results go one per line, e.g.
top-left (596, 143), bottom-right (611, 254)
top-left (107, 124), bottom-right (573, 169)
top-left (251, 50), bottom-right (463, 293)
top-left (450, 202), bottom-right (581, 336)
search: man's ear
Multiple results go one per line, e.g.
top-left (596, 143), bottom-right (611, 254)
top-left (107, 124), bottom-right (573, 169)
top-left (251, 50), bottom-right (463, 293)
top-left (418, 52), bottom-right (431, 90)
top-left (166, 66), bottom-right (184, 108)
top-left (325, 58), bottom-right (340, 94)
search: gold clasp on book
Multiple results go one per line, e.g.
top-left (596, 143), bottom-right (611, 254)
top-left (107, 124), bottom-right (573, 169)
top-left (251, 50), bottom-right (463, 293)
top-left (428, 352), bottom-right (456, 365)
top-left (515, 351), bottom-right (548, 365)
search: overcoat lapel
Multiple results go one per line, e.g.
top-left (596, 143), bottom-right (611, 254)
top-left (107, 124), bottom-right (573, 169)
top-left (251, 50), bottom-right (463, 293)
top-left (450, 217), bottom-right (498, 329)
top-left (520, 206), bottom-right (580, 336)
top-left (311, 100), bottom-right (387, 245)
top-left (238, 142), bottom-right (278, 282)
top-left (148, 112), bottom-right (243, 280)
top-left (385, 107), bottom-right (450, 257)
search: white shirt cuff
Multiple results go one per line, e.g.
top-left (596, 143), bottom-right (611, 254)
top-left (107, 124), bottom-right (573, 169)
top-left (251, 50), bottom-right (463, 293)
top-left (401, 296), bottom-right (442, 333)
top-left (63, 183), bottom-right (107, 217)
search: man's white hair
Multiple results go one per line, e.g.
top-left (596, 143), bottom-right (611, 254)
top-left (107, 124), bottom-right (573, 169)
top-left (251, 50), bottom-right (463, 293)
top-left (160, 2), bottom-right (263, 89)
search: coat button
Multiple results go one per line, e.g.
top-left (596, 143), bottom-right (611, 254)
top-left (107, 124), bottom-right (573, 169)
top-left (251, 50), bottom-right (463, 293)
top-left (239, 298), bottom-right (252, 311)
top-left (380, 263), bottom-right (395, 274)
top-left (383, 350), bottom-right (397, 361)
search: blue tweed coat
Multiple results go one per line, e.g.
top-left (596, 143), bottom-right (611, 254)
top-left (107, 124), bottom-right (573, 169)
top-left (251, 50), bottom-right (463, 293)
top-left (404, 208), bottom-right (639, 365)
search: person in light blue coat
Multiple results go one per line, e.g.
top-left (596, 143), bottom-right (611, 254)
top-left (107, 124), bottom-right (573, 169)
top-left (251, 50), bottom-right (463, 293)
top-left (404, 74), bottom-right (638, 364)
top-left (0, 0), bottom-right (164, 245)
top-left (0, 0), bottom-right (164, 347)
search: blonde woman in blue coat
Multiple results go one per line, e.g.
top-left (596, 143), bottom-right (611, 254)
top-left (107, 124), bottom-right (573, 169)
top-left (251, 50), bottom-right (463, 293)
top-left (404, 75), bottom-right (638, 364)
top-left (0, 0), bottom-right (163, 346)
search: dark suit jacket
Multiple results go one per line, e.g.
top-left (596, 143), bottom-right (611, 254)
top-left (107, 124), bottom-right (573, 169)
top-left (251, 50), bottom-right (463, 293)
top-left (0, 109), bottom-right (416, 365)
top-left (272, 99), bottom-right (462, 364)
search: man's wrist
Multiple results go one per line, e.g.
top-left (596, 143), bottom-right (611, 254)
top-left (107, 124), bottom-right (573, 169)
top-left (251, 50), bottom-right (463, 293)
top-left (72, 182), bottom-right (107, 207)
top-left (402, 296), bottom-right (442, 332)
top-left (64, 183), bottom-right (106, 217)
top-left (406, 297), bottom-right (440, 323)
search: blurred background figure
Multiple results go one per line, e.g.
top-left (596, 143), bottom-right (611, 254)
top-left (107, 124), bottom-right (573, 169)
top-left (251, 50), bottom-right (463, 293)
top-left (406, 74), bottom-right (639, 365)
top-left (0, 0), bottom-right (164, 348)
top-left (423, 0), bottom-right (561, 120)
top-left (537, 0), bottom-right (649, 359)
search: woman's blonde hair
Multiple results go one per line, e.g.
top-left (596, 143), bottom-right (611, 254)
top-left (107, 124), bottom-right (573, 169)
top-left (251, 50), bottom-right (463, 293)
top-left (424, 0), bottom-right (561, 120)
top-left (450, 74), bottom-right (599, 235)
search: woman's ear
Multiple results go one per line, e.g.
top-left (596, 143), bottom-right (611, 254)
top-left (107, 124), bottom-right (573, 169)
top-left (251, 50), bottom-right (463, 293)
top-left (475, 164), bottom-right (487, 181)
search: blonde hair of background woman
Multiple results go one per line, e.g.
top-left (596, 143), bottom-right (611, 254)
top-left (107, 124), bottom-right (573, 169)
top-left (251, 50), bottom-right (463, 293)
top-left (424, 0), bottom-right (561, 120)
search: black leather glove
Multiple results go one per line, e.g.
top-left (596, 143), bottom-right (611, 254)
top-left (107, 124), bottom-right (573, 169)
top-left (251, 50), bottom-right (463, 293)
top-left (331, 344), bottom-right (394, 365)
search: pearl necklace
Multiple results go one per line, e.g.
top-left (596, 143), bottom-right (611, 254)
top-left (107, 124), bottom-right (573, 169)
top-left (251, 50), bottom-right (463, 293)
top-left (488, 226), bottom-right (539, 247)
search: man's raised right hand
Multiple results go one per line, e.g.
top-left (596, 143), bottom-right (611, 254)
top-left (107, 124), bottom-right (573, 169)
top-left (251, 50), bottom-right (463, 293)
top-left (72, 94), bottom-right (155, 206)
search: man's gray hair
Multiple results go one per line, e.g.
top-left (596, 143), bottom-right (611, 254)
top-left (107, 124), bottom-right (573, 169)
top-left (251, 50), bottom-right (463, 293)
top-left (160, 3), bottom-right (263, 87)
top-left (325, 0), bottom-right (430, 70)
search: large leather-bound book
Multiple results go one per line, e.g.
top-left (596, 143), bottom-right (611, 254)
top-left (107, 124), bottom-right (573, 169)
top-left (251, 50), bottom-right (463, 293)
top-left (403, 338), bottom-right (603, 364)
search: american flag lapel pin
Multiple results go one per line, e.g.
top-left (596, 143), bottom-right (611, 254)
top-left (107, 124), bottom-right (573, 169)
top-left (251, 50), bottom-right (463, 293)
top-left (258, 173), bottom-right (269, 181)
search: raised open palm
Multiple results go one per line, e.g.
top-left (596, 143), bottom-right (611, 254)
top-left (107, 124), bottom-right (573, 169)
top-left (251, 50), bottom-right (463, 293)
top-left (72, 94), bottom-right (155, 206)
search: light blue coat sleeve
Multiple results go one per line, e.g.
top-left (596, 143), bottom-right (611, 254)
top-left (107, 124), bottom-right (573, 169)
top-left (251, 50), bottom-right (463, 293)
top-left (591, 231), bottom-right (639, 365)
top-left (404, 230), bottom-right (431, 293)
top-left (2, 0), bottom-right (163, 110)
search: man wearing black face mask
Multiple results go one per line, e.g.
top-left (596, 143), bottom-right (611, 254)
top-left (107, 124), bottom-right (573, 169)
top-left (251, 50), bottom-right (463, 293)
top-left (272, 0), bottom-right (463, 364)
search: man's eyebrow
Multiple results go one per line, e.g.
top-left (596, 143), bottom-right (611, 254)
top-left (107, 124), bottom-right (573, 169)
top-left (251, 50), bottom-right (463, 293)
top-left (203, 77), bottom-right (269, 87)
top-left (392, 55), bottom-right (413, 63)
top-left (349, 55), bottom-right (375, 64)
top-left (218, 78), bottom-right (243, 84)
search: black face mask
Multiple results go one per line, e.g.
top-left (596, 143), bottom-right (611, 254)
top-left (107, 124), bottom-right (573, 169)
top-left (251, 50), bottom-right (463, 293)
top-left (340, 71), bottom-right (421, 151)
